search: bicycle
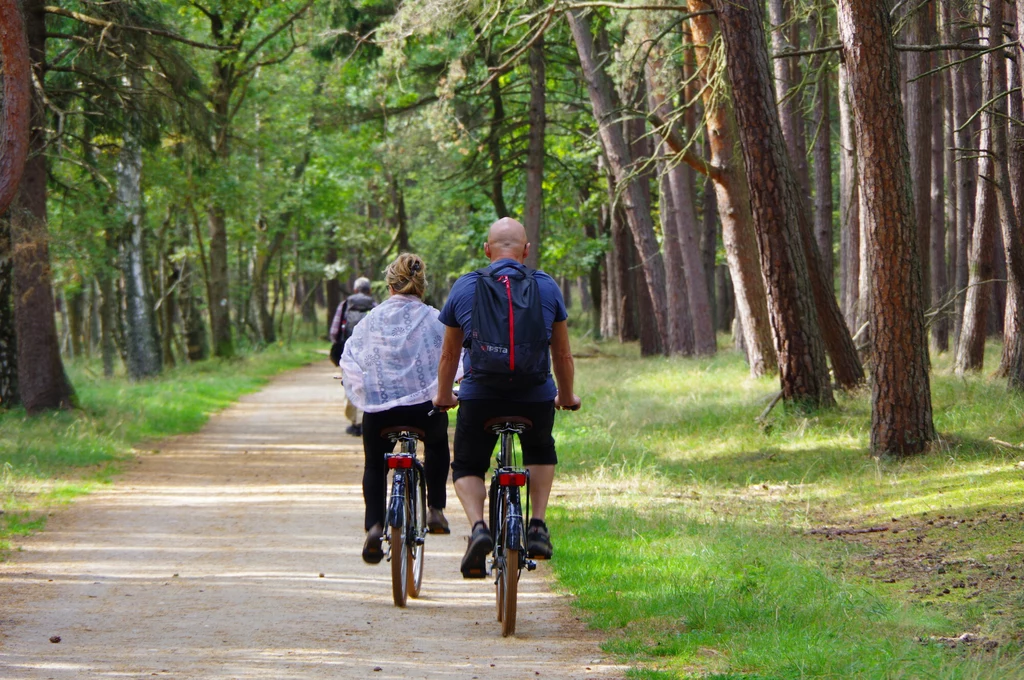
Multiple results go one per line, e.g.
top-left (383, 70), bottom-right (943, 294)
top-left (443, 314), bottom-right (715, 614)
top-left (485, 415), bottom-right (537, 637)
top-left (380, 425), bottom-right (428, 608)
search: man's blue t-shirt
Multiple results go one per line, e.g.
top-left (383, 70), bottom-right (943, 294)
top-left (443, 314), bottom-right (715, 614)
top-left (439, 259), bottom-right (568, 402)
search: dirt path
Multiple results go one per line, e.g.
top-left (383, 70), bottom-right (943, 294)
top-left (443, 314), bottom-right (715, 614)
top-left (0, 363), bottom-right (623, 679)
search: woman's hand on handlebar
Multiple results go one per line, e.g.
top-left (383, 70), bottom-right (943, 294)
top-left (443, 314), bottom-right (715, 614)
top-left (555, 392), bottom-right (581, 411)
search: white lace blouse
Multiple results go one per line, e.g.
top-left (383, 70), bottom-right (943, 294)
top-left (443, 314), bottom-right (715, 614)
top-left (339, 294), bottom-right (460, 413)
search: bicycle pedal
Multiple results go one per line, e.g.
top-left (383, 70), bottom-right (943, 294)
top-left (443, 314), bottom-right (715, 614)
top-left (526, 560), bottom-right (537, 571)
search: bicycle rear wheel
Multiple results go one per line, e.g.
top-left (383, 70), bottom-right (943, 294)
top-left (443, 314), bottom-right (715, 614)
top-left (407, 468), bottom-right (426, 598)
top-left (499, 549), bottom-right (519, 637)
top-left (390, 477), bottom-right (410, 607)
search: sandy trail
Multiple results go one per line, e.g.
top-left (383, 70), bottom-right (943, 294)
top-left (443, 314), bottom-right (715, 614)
top-left (0, 363), bottom-right (622, 679)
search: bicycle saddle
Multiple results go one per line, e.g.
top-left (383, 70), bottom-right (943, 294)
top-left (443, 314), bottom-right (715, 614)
top-left (379, 425), bottom-right (427, 440)
top-left (483, 416), bottom-right (533, 432)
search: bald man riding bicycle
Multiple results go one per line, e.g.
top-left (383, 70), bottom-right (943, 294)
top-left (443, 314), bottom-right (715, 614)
top-left (433, 217), bottom-right (581, 578)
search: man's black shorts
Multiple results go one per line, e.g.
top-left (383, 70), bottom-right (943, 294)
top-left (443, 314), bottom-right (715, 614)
top-left (452, 399), bottom-right (557, 481)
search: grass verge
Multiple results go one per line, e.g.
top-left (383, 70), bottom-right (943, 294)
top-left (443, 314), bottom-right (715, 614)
top-left (0, 343), bottom-right (321, 554)
top-left (550, 338), bottom-right (1024, 678)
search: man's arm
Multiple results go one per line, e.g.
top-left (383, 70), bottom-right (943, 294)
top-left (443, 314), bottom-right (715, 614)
top-left (549, 320), bottom-right (580, 410)
top-left (433, 325), bottom-right (464, 409)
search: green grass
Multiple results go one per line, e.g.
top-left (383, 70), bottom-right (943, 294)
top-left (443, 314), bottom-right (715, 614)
top-left (0, 343), bottom-right (321, 552)
top-left (550, 338), bottom-right (1024, 678)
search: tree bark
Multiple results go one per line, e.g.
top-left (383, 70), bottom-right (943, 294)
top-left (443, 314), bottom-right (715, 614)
top-left (0, 219), bottom-right (18, 406)
top-left (688, 0), bottom-right (776, 376)
top-left (712, 0), bottom-right (833, 408)
top-left (930, 4), bottom-right (949, 353)
top-left (645, 42), bottom-right (714, 355)
top-left (10, 0), bottom-right (74, 413)
top-left (951, 5), bottom-right (977, 346)
top-left (808, 9), bottom-right (833, 280)
top-left (996, 1), bottom-right (1024, 388)
top-left (523, 34), bottom-right (545, 270)
top-left (768, 0), bottom-right (810, 205)
top-left (838, 62), bottom-right (861, 332)
top-left (567, 9), bottom-right (669, 352)
top-left (0, 0), bottom-right (30, 218)
top-left (837, 0), bottom-right (935, 455)
top-left (905, 0), bottom-right (932, 324)
top-left (955, 0), bottom-right (1001, 375)
top-left (117, 123), bottom-right (162, 379)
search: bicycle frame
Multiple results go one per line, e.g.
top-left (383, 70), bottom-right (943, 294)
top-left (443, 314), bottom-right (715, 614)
top-left (383, 430), bottom-right (427, 607)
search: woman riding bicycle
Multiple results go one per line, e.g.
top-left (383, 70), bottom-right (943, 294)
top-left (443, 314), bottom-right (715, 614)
top-left (340, 253), bottom-right (458, 563)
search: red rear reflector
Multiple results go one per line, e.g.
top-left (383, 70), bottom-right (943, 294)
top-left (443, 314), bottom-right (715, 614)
top-left (498, 472), bottom-right (527, 487)
top-left (387, 455), bottom-right (413, 469)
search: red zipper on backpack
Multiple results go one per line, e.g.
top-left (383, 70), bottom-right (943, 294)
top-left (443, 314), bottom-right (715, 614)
top-left (500, 275), bottom-right (514, 371)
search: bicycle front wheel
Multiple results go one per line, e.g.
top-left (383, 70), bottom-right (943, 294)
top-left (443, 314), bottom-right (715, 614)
top-left (407, 468), bottom-right (426, 598)
top-left (390, 477), bottom-right (410, 607)
top-left (499, 548), bottom-right (519, 637)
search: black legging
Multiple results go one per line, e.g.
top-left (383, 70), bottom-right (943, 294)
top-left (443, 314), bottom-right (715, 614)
top-left (360, 401), bottom-right (450, 531)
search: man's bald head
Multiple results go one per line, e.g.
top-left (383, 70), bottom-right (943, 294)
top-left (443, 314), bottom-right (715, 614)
top-left (484, 217), bottom-right (530, 263)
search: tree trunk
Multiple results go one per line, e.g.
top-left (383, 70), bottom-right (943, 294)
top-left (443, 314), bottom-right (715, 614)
top-left (688, 0), bottom-right (776, 376)
top-left (117, 125), bottom-right (162, 379)
top-left (484, 40), bottom-right (511, 220)
top-left (951, 5), bottom-right (977, 346)
top-left (955, 0), bottom-right (1001, 374)
top-left (0, 218), bottom-right (18, 406)
top-left (11, 0), bottom-right (74, 413)
top-left (645, 46), bottom-right (713, 355)
top-left (996, 1), bottom-right (1024, 387)
top-left (66, 286), bottom-right (85, 359)
top-left (523, 34), bottom-right (545, 269)
top-left (838, 62), bottom-right (861, 332)
top-left (713, 0), bottom-right (833, 408)
top-left (567, 9), bottom-right (668, 352)
top-left (930, 8), bottom-right (950, 353)
top-left (768, 0), bottom-right (810, 205)
top-left (837, 0), bottom-right (935, 455)
top-left (905, 0), bottom-right (932, 324)
top-left (0, 0), bottom-right (30, 218)
top-left (942, 0), bottom-right (957, 349)
top-left (808, 9), bottom-right (834, 279)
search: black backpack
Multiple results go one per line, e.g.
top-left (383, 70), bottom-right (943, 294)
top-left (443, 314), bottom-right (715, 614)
top-left (466, 262), bottom-right (549, 389)
top-left (330, 293), bottom-right (375, 365)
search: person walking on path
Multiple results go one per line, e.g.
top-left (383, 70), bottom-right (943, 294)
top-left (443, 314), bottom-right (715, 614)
top-left (330, 276), bottom-right (376, 436)
top-left (340, 254), bottom-right (456, 562)
top-left (433, 217), bottom-right (581, 579)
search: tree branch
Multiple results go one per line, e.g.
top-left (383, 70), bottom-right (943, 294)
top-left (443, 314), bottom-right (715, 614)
top-left (241, 0), bottom-right (314, 65)
top-left (44, 6), bottom-right (236, 51)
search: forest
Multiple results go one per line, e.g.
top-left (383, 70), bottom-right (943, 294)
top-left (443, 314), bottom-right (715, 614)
top-left (0, 0), bottom-right (1022, 456)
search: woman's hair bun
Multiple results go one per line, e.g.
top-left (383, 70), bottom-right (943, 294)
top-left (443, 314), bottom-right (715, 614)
top-left (385, 253), bottom-right (427, 298)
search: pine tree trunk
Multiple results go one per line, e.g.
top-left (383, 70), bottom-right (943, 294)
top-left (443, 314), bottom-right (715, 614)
top-left (645, 45), bottom-right (713, 355)
top-left (484, 40), bottom-right (510, 220)
top-left (0, 218), bottom-right (18, 406)
top-left (768, 0), bottom-right (810, 205)
top-left (117, 125), bottom-right (162, 379)
top-left (567, 8), bottom-right (669, 352)
top-left (905, 1), bottom-right (932, 323)
top-left (688, 0), bottom-right (776, 376)
top-left (942, 0), bottom-right (957, 346)
top-left (838, 63), bottom-right (861, 332)
top-left (996, 0), bottom-right (1024, 387)
top-left (837, 0), bottom-right (935, 455)
top-left (809, 9), bottom-right (834, 279)
top-left (11, 0), bottom-right (74, 413)
top-left (930, 9), bottom-right (950, 353)
top-left (955, 0), bottom-right (1001, 374)
top-left (713, 0), bottom-right (833, 408)
top-left (951, 6), bottom-right (977, 346)
top-left (523, 34), bottom-right (545, 270)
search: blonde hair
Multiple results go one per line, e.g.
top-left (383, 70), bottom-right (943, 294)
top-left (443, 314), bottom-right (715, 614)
top-left (385, 253), bottom-right (427, 298)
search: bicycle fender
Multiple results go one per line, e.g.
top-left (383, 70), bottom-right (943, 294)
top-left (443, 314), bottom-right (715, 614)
top-left (388, 472), bottom-right (407, 528)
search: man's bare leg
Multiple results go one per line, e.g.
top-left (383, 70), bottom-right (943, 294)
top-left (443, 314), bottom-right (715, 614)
top-left (454, 475), bottom-right (487, 527)
top-left (526, 464), bottom-right (554, 521)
